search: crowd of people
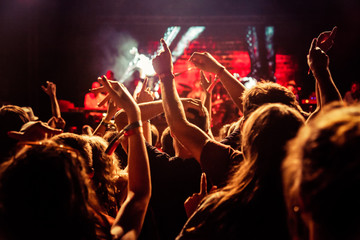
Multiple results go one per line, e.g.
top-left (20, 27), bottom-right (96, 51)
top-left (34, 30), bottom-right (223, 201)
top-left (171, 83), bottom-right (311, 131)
top-left (0, 26), bottom-right (360, 240)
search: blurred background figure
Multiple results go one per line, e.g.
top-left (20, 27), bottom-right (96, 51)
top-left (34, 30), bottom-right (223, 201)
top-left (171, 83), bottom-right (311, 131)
top-left (124, 68), bottom-right (144, 99)
top-left (343, 81), bottom-right (360, 105)
top-left (106, 70), bottom-right (117, 81)
top-left (286, 80), bottom-right (300, 102)
top-left (84, 80), bottom-right (107, 110)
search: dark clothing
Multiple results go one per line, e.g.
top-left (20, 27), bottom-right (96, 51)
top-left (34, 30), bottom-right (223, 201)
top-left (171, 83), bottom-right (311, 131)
top-left (200, 139), bottom-right (243, 188)
top-left (139, 142), bottom-right (203, 240)
top-left (176, 186), bottom-right (291, 240)
top-left (220, 127), bottom-right (241, 150)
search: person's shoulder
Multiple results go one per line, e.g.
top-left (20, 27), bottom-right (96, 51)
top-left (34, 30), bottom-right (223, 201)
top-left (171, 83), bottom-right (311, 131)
top-left (204, 138), bottom-right (242, 154)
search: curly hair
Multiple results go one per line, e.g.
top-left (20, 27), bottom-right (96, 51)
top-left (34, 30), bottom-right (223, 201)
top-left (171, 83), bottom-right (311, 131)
top-left (0, 140), bottom-right (103, 240)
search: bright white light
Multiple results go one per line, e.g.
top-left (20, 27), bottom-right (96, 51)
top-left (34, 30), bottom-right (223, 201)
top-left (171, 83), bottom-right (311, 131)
top-left (172, 26), bottom-right (205, 62)
top-left (151, 26), bottom-right (181, 59)
top-left (136, 54), bottom-right (155, 77)
top-left (120, 26), bottom-right (182, 82)
top-left (241, 77), bottom-right (258, 89)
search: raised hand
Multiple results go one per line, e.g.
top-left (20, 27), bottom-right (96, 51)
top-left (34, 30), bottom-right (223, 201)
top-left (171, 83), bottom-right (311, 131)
top-left (317, 26), bottom-right (337, 53)
top-left (307, 38), bottom-right (329, 73)
top-left (199, 70), bottom-right (220, 93)
top-left (89, 78), bottom-right (119, 107)
top-left (308, 26), bottom-right (337, 75)
top-left (47, 116), bottom-right (66, 130)
top-left (183, 172), bottom-right (216, 218)
top-left (41, 81), bottom-right (57, 97)
top-left (106, 99), bottom-right (118, 119)
top-left (189, 52), bottom-right (224, 74)
top-left (199, 70), bottom-right (212, 92)
top-left (136, 78), bottom-right (154, 104)
top-left (152, 39), bottom-right (174, 78)
top-left (98, 75), bottom-right (139, 120)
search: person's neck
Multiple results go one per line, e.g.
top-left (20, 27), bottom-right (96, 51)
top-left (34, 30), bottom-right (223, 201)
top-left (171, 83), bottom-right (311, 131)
top-left (176, 149), bottom-right (193, 159)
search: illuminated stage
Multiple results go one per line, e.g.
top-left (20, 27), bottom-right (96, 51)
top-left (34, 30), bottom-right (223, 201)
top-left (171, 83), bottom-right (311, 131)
top-left (1, 0), bottom-right (358, 135)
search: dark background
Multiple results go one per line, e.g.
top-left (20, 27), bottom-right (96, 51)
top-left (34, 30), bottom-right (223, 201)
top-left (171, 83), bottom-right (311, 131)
top-left (1, 0), bottom-right (359, 121)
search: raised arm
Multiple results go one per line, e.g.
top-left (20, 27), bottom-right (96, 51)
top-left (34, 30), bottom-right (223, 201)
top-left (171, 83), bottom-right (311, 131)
top-left (41, 81), bottom-right (66, 129)
top-left (114, 98), bottom-right (204, 131)
top-left (92, 98), bottom-right (118, 137)
top-left (98, 75), bottom-right (151, 239)
top-left (189, 52), bottom-right (246, 112)
top-left (152, 39), bottom-right (210, 162)
top-left (307, 28), bottom-right (342, 121)
top-left (135, 78), bottom-right (154, 144)
top-left (199, 70), bottom-right (216, 139)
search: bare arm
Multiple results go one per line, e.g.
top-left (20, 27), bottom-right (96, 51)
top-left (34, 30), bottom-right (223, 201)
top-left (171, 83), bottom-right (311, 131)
top-left (308, 38), bottom-right (341, 104)
top-left (98, 75), bottom-right (151, 239)
top-left (189, 52), bottom-right (246, 112)
top-left (152, 39), bottom-right (210, 162)
top-left (114, 98), bottom-right (205, 131)
top-left (135, 78), bottom-right (154, 144)
top-left (199, 70), bottom-right (215, 139)
top-left (306, 30), bottom-right (342, 122)
top-left (92, 99), bottom-right (118, 137)
top-left (41, 81), bottom-right (61, 118)
top-left (42, 81), bottom-right (66, 129)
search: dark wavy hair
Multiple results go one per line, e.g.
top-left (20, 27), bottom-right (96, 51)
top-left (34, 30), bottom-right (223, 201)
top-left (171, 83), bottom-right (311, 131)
top-left (0, 140), bottom-right (106, 240)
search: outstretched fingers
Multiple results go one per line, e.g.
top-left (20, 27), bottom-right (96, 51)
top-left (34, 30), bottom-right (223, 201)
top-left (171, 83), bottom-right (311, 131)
top-left (199, 172), bottom-right (208, 195)
top-left (329, 26), bottom-right (337, 41)
top-left (310, 38), bottom-right (318, 52)
top-left (98, 94), bottom-right (110, 107)
top-left (90, 86), bottom-right (105, 94)
top-left (160, 38), bottom-right (170, 54)
top-left (141, 77), bottom-right (148, 92)
top-left (98, 76), bottom-right (116, 105)
top-left (189, 52), bottom-right (201, 63)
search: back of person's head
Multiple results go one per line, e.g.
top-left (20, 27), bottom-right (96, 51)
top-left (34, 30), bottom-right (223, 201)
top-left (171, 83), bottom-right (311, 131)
top-left (0, 105), bottom-right (30, 162)
top-left (103, 129), bottom-right (128, 169)
top-left (282, 101), bottom-right (360, 240)
top-left (241, 103), bottom-right (305, 180)
top-left (351, 81), bottom-right (360, 90)
top-left (91, 81), bottom-right (101, 89)
top-left (50, 132), bottom-right (94, 176)
top-left (106, 70), bottom-right (115, 80)
top-left (242, 82), bottom-right (307, 120)
top-left (0, 140), bottom-right (99, 240)
top-left (83, 135), bottom-right (124, 217)
top-left (197, 103), bottom-right (304, 239)
top-left (160, 126), bottom-right (175, 156)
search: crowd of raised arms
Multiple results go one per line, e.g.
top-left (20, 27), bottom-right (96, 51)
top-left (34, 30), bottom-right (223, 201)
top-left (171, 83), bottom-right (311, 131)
top-left (1, 26), bottom-right (360, 240)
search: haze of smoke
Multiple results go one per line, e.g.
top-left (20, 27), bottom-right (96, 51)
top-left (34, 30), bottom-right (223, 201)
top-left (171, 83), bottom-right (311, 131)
top-left (96, 27), bottom-right (138, 81)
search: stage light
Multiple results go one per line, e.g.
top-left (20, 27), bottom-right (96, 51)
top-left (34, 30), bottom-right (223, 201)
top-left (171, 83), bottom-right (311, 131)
top-left (241, 76), bottom-right (258, 89)
top-left (151, 26), bottom-right (181, 59)
top-left (120, 26), bottom-right (181, 82)
top-left (172, 26), bottom-right (206, 62)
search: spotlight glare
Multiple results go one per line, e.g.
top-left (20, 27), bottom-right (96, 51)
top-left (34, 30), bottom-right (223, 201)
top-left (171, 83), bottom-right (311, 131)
top-left (172, 26), bottom-right (206, 62)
